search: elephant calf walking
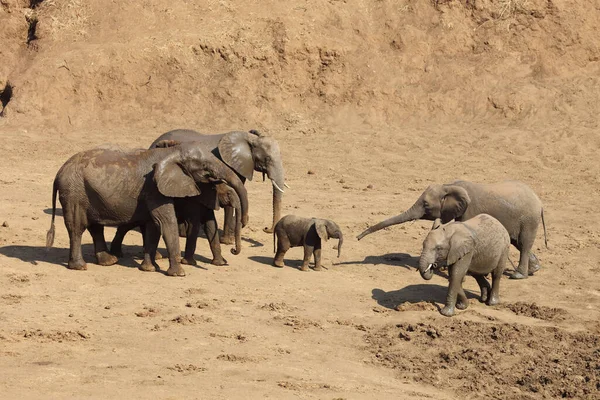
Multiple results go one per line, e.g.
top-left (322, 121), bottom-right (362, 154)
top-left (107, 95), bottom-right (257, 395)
top-left (418, 214), bottom-right (510, 317)
top-left (273, 215), bottom-right (343, 271)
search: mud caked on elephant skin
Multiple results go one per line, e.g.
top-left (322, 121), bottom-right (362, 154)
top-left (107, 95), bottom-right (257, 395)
top-left (357, 180), bottom-right (547, 280)
top-left (110, 129), bottom-right (287, 264)
top-left (418, 214), bottom-right (510, 317)
top-left (273, 215), bottom-right (343, 271)
top-left (45, 142), bottom-right (248, 277)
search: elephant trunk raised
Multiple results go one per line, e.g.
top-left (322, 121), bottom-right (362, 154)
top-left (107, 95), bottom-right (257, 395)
top-left (264, 159), bottom-right (285, 234)
top-left (356, 200), bottom-right (425, 240)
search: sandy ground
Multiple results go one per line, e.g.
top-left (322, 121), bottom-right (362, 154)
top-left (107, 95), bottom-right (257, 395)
top-left (0, 122), bottom-right (598, 399)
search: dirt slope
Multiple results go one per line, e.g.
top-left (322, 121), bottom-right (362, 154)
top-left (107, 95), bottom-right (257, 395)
top-left (1, 1), bottom-right (599, 399)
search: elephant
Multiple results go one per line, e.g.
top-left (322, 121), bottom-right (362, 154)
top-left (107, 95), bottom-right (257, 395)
top-left (273, 215), bottom-right (343, 271)
top-left (149, 128), bottom-right (286, 238)
top-left (45, 142), bottom-right (248, 277)
top-left (109, 129), bottom-right (286, 263)
top-left (418, 214), bottom-right (510, 317)
top-left (356, 180), bottom-right (547, 280)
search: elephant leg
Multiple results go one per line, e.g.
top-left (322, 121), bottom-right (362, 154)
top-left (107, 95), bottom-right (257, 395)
top-left (441, 257), bottom-right (470, 317)
top-left (204, 211), bottom-right (227, 266)
top-left (528, 252), bottom-right (541, 275)
top-left (109, 225), bottom-right (129, 258)
top-left (150, 203), bottom-right (185, 277)
top-left (220, 206), bottom-right (235, 245)
top-left (139, 223), bottom-right (159, 272)
top-left (456, 286), bottom-right (469, 310)
top-left (510, 227), bottom-right (537, 280)
top-left (488, 254), bottom-right (506, 305)
top-left (473, 274), bottom-right (491, 303)
top-left (273, 235), bottom-right (289, 268)
top-left (181, 220), bottom-right (200, 266)
top-left (312, 240), bottom-right (323, 271)
top-left (88, 224), bottom-right (118, 266)
top-left (300, 245), bottom-right (313, 272)
top-left (64, 204), bottom-right (87, 271)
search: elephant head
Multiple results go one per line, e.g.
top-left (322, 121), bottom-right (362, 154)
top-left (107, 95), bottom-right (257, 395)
top-left (356, 183), bottom-right (471, 240)
top-left (217, 130), bottom-right (286, 233)
top-left (312, 219), bottom-right (344, 258)
top-left (153, 142), bottom-right (249, 227)
top-left (418, 221), bottom-right (474, 280)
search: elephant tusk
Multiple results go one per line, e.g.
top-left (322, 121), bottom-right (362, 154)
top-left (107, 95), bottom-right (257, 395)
top-left (284, 183), bottom-right (291, 189)
top-left (272, 181), bottom-right (285, 193)
top-left (425, 263), bottom-right (433, 273)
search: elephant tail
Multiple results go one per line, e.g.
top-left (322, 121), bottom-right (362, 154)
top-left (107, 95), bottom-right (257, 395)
top-left (273, 229), bottom-right (276, 254)
top-left (541, 207), bottom-right (548, 249)
top-left (46, 178), bottom-right (58, 249)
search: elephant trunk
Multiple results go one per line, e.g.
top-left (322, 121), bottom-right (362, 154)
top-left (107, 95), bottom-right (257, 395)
top-left (221, 167), bottom-right (249, 228)
top-left (231, 197), bottom-right (242, 255)
top-left (337, 232), bottom-right (343, 258)
top-left (356, 202), bottom-right (424, 240)
top-left (418, 251), bottom-right (436, 281)
top-left (263, 161), bottom-right (285, 233)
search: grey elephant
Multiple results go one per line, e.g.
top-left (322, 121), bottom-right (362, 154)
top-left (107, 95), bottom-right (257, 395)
top-left (273, 215), bottom-right (343, 271)
top-left (418, 214), bottom-right (510, 317)
top-left (357, 180), bottom-right (547, 280)
top-left (45, 142), bottom-right (248, 276)
top-left (110, 129), bottom-right (286, 263)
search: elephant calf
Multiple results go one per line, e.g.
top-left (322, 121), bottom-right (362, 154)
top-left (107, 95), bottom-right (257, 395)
top-left (273, 215), bottom-right (343, 271)
top-left (418, 214), bottom-right (510, 317)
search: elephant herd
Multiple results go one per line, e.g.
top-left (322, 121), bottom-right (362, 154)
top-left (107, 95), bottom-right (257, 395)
top-left (46, 129), bottom-right (547, 316)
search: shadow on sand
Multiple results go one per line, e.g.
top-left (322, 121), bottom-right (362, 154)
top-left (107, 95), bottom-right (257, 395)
top-left (372, 284), bottom-right (480, 310)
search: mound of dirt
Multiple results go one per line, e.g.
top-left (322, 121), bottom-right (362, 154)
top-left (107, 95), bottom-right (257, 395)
top-left (366, 319), bottom-right (600, 399)
top-left (2, 0), bottom-right (600, 129)
top-left (501, 301), bottom-right (568, 321)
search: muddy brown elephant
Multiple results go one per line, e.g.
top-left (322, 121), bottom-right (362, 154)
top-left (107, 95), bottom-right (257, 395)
top-left (45, 142), bottom-right (248, 276)
top-left (418, 214), bottom-right (510, 317)
top-left (273, 215), bottom-right (343, 271)
top-left (357, 180), bottom-right (547, 280)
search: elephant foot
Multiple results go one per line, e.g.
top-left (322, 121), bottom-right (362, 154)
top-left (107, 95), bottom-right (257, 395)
top-left (166, 266), bottom-right (186, 277)
top-left (509, 271), bottom-right (528, 280)
top-left (528, 264), bottom-right (540, 275)
top-left (96, 251), bottom-right (118, 266)
top-left (456, 299), bottom-right (469, 310)
top-left (68, 260), bottom-right (87, 271)
top-left (155, 251), bottom-right (164, 260)
top-left (300, 265), bottom-right (309, 272)
top-left (181, 257), bottom-right (197, 266)
top-left (487, 296), bottom-right (500, 306)
top-left (211, 257), bottom-right (227, 266)
top-left (480, 287), bottom-right (490, 303)
top-left (313, 265), bottom-right (323, 271)
top-left (220, 236), bottom-right (234, 245)
top-left (440, 306), bottom-right (455, 317)
top-left (139, 261), bottom-right (157, 272)
top-left (273, 259), bottom-right (284, 268)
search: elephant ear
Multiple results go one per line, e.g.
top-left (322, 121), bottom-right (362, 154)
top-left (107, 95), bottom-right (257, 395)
top-left (154, 152), bottom-right (201, 198)
top-left (447, 227), bottom-right (475, 266)
top-left (441, 185), bottom-right (471, 222)
top-left (314, 220), bottom-right (329, 242)
top-left (218, 131), bottom-right (254, 181)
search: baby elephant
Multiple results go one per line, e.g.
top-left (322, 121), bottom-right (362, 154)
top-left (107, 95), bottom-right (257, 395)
top-left (273, 215), bottom-right (343, 271)
top-left (418, 214), bottom-right (510, 317)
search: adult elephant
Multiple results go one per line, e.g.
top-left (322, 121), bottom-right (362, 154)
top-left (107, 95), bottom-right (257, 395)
top-left (46, 142), bottom-right (249, 277)
top-left (109, 129), bottom-right (286, 264)
top-left (356, 180), bottom-right (547, 280)
top-left (149, 129), bottom-right (286, 239)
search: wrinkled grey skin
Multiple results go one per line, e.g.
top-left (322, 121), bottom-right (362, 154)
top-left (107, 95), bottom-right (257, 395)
top-left (45, 143), bottom-right (248, 277)
top-left (357, 180), bottom-right (547, 280)
top-left (419, 214), bottom-right (510, 317)
top-left (273, 215), bottom-right (343, 271)
top-left (151, 129), bottom-right (285, 237)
